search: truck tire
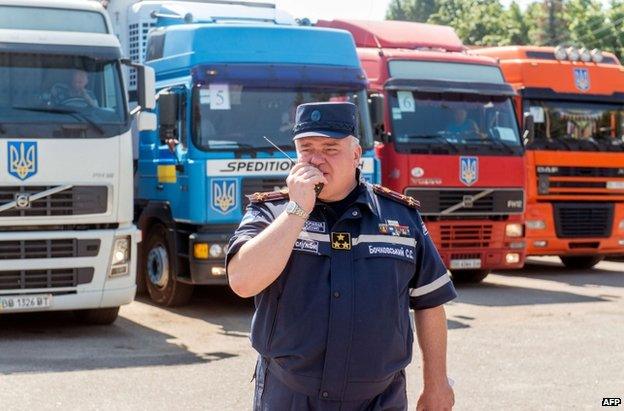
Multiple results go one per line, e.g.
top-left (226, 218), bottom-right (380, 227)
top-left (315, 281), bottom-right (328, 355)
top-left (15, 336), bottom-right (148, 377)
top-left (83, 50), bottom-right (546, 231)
top-left (451, 269), bottom-right (490, 283)
top-left (74, 307), bottom-right (120, 325)
top-left (142, 223), bottom-right (193, 307)
top-left (560, 255), bottom-right (603, 270)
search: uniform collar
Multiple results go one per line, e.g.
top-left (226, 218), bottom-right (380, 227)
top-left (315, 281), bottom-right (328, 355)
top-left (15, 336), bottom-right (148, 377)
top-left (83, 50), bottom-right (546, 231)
top-left (354, 170), bottom-right (380, 217)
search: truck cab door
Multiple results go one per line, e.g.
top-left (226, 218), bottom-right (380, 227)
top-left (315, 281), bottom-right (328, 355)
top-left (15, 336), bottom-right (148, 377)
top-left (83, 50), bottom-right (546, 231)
top-left (153, 86), bottom-right (189, 215)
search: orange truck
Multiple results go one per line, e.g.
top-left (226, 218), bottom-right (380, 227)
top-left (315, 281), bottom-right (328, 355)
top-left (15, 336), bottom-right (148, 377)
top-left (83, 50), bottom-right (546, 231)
top-left (473, 46), bottom-right (624, 268)
top-left (318, 20), bottom-right (527, 282)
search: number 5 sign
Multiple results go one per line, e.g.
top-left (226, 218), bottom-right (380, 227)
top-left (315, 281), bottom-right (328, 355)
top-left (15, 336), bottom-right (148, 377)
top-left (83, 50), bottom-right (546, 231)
top-left (209, 83), bottom-right (231, 110)
top-left (397, 91), bottom-right (415, 112)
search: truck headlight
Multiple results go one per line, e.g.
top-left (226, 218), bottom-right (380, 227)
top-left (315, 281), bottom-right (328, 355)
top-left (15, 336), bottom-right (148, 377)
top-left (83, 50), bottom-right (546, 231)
top-left (505, 223), bottom-right (523, 237)
top-left (619, 219), bottom-right (624, 231)
top-left (526, 220), bottom-right (546, 230)
top-left (109, 236), bottom-right (131, 277)
top-left (193, 242), bottom-right (226, 259)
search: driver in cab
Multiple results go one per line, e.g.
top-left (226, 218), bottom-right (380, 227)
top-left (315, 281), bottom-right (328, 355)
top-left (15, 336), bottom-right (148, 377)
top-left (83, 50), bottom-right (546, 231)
top-left (49, 69), bottom-right (98, 108)
top-left (445, 107), bottom-right (479, 136)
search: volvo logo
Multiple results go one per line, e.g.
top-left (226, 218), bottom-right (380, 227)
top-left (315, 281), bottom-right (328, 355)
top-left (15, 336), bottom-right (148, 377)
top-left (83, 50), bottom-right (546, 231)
top-left (14, 193), bottom-right (31, 209)
top-left (462, 195), bottom-right (475, 208)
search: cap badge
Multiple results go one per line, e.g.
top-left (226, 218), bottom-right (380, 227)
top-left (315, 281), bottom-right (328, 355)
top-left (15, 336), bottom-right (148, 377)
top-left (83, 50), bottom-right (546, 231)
top-left (311, 110), bottom-right (321, 122)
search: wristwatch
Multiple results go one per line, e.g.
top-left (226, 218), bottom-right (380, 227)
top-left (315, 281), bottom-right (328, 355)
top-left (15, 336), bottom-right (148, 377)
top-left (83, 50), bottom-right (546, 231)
top-left (285, 201), bottom-right (309, 220)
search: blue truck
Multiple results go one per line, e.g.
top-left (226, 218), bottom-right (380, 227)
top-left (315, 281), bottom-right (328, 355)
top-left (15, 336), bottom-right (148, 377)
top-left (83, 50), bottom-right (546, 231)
top-left (134, 5), bottom-right (379, 306)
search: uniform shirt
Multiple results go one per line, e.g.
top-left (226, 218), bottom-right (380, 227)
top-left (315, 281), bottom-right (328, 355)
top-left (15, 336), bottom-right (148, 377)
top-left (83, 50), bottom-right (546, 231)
top-left (226, 180), bottom-right (457, 401)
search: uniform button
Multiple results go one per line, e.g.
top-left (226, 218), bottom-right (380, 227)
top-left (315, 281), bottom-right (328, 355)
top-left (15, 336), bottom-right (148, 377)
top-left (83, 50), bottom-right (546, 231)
top-left (351, 210), bottom-right (358, 216)
top-left (322, 391), bottom-right (329, 398)
top-left (333, 291), bottom-right (340, 298)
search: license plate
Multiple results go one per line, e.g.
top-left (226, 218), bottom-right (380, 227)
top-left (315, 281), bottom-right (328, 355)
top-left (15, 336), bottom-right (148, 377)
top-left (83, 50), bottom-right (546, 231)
top-left (450, 259), bottom-right (481, 269)
top-left (0, 294), bottom-right (53, 312)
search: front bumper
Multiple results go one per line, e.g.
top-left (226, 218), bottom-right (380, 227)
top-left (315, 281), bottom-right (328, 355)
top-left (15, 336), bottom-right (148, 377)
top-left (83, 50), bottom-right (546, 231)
top-left (426, 219), bottom-right (526, 270)
top-left (526, 202), bottom-right (624, 256)
top-left (0, 225), bottom-right (139, 313)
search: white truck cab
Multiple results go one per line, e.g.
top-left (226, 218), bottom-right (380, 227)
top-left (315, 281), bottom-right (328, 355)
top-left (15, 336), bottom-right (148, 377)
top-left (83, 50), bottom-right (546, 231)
top-left (0, 0), bottom-right (155, 324)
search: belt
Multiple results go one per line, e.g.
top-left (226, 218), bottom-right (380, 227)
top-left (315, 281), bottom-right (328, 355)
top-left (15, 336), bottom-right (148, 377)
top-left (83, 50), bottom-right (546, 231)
top-left (266, 358), bottom-right (399, 401)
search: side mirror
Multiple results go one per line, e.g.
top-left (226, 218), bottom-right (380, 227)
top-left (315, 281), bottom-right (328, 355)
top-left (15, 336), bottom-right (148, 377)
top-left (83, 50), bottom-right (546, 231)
top-left (369, 94), bottom-right (384, 130)
top-left (136, 111), bottom-right (157, 131)
top-left (523, 113), bottom-right (535, 143)
top-left (159, 93), bottom-right (178, 127)
top-left (122, 60), bottom-right (156, 110)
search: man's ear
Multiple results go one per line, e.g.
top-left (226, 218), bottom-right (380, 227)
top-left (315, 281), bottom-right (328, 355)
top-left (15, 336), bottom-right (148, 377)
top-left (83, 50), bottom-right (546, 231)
top-left (353, 144), bottom-right (362, 167)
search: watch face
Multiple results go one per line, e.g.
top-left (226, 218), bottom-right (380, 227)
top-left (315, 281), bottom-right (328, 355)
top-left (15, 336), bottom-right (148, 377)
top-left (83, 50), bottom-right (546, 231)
top-left (286, 201), bottom-right (295, 213)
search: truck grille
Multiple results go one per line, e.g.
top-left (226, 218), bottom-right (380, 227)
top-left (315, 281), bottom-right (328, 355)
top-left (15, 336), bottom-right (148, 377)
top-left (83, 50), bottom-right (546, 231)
top-left (0, 186), bottom-right (108, 217)
top-left (406, 189), bottom-right (523, 215)
top-left (440, 224), bottom-right (493, 249)
top-left (241, 178), bottom-right (287, 207)
top-left (0, 239), bottom-right (100, 260)
top-left (553, 203), bottom-right (614, 238)
top-left (537, 166), bottom-right (624, 177)
top-left (536, 166), bottom-right (624, 197)
top-left (0, 267), bottom-right (94, 290)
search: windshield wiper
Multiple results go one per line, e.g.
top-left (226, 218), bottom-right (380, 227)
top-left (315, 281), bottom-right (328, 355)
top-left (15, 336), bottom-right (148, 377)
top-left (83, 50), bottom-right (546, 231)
top-left (12, 105), bottom-right (104, 135)
top-left (462, 136), bottom-right (516, 154)
top-left (403, 134), bottom-right (460, 153)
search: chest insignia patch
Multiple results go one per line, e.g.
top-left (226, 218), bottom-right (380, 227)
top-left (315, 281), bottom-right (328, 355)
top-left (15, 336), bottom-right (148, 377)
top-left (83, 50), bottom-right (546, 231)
top-left (379, 221), bottom-right (411, 237)
top-left (331, 232), bottom-right (351, 250)
top-left (294, 239), bottom-right (319, 254)
top-left (303, 220), bottom-right (326, 233)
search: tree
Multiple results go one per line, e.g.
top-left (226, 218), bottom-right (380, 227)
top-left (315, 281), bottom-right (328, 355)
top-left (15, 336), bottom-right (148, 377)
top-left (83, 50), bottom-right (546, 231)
top-left (564, 0), bottom-right (612, 52)
top-left (607, 0), bottom-right (624, 58)
top-left (386, 0), bottom-right (439, 23)
top-left (428, 0), bottom-right (508, 46)
top-left (533, 0), bottom-right (569, 46)
top-left (504, 1), bottom-right (531, 45)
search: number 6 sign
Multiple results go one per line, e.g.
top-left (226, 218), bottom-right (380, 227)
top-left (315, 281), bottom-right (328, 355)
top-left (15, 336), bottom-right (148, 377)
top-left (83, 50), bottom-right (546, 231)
top-left (397, 91), bottom-right (415, 112)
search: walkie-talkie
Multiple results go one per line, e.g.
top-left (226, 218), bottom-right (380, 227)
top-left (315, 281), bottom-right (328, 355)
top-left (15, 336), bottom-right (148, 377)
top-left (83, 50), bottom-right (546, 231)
top-left (263, 136), bottom-right (324, 196)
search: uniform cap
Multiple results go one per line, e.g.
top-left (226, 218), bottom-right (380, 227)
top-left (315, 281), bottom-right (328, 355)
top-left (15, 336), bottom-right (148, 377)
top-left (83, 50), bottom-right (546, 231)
top-left (292, 102), bottom-right (359, 140)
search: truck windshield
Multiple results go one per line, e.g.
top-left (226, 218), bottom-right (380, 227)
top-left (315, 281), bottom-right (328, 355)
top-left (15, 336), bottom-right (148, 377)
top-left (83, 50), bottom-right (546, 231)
top-left (524, 99), bottom-right (624, 152)
top-left (389, 91), bottom-right (522, 155)
top-left (192, 86), bottom-right (373, 152)
top-left (0, 53), bottom-right (128, 139)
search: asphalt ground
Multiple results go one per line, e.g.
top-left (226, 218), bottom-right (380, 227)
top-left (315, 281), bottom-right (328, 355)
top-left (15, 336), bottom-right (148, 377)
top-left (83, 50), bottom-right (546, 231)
top-left (0, 256), bottom-right (622, 410)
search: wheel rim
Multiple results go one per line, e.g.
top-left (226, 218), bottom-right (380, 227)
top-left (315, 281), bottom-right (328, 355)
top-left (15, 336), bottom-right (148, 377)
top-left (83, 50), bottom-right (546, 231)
top-left (147, 244), bottom-right (169, 288)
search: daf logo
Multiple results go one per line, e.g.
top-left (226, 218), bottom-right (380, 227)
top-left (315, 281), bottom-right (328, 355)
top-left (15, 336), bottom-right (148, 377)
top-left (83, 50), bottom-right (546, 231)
top-left (14, 193), bottom-right (31, 209)
top-left (537, 166), bottom-right (559, 174)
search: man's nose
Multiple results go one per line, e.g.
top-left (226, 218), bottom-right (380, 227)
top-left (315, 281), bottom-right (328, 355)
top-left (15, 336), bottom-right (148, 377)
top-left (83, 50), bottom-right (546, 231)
top-left (309, 152), bottom-right (325, 166)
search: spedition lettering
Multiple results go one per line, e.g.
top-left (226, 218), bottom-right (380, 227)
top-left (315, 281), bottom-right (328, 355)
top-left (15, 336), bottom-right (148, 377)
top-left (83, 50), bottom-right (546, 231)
top-left (221, 161), bottom-right (292, 173)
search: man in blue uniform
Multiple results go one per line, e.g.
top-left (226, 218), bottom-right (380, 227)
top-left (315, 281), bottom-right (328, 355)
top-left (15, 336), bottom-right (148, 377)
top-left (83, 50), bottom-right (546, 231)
top-left (226, 102), bottom-right (457, 410)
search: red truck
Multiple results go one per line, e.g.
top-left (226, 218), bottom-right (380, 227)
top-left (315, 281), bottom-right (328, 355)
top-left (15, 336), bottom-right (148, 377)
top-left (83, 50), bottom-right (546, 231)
top-left (318, 20), bottom-right (526, 282)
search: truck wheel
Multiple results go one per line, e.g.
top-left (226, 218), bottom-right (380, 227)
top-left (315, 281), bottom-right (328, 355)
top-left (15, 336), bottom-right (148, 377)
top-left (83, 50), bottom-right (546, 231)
top-left (143, 224), bottom-right (193, 307)
top-left (560, 255), bottom-right (603, 270)
top-left (74, 307), bottom-right (120, 325)
top-left (451, 269), bottom-right (490, 283)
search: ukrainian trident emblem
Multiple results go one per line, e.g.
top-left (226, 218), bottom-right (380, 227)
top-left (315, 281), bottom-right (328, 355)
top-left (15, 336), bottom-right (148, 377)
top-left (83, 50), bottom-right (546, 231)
top-left (573, 68), bottom-right (590, 92)
top-left (211, 179), bottom-right (237, 214)
top-left (459, 156), bottom-right (478, 186)
top-left (8, 141), bottom-right (37, 181)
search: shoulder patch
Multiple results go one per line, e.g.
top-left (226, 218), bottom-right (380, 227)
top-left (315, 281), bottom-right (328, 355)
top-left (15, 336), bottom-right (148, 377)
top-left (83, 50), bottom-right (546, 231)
top-left (372, 184), bottom-right (420, 209)
top-left (248, 189), bottom-right (290, 204)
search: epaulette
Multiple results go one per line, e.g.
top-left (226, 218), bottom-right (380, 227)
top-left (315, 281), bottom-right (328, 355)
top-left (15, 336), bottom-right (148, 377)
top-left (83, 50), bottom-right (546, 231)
top-left (372, 184), bottom-right (420, 209)
top-left (248, 189), bottom-right (290, 203)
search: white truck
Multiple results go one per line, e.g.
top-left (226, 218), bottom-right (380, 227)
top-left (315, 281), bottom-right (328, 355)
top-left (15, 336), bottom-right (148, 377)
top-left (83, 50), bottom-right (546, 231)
top-left (0, 0), bottom-right (155, 324)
